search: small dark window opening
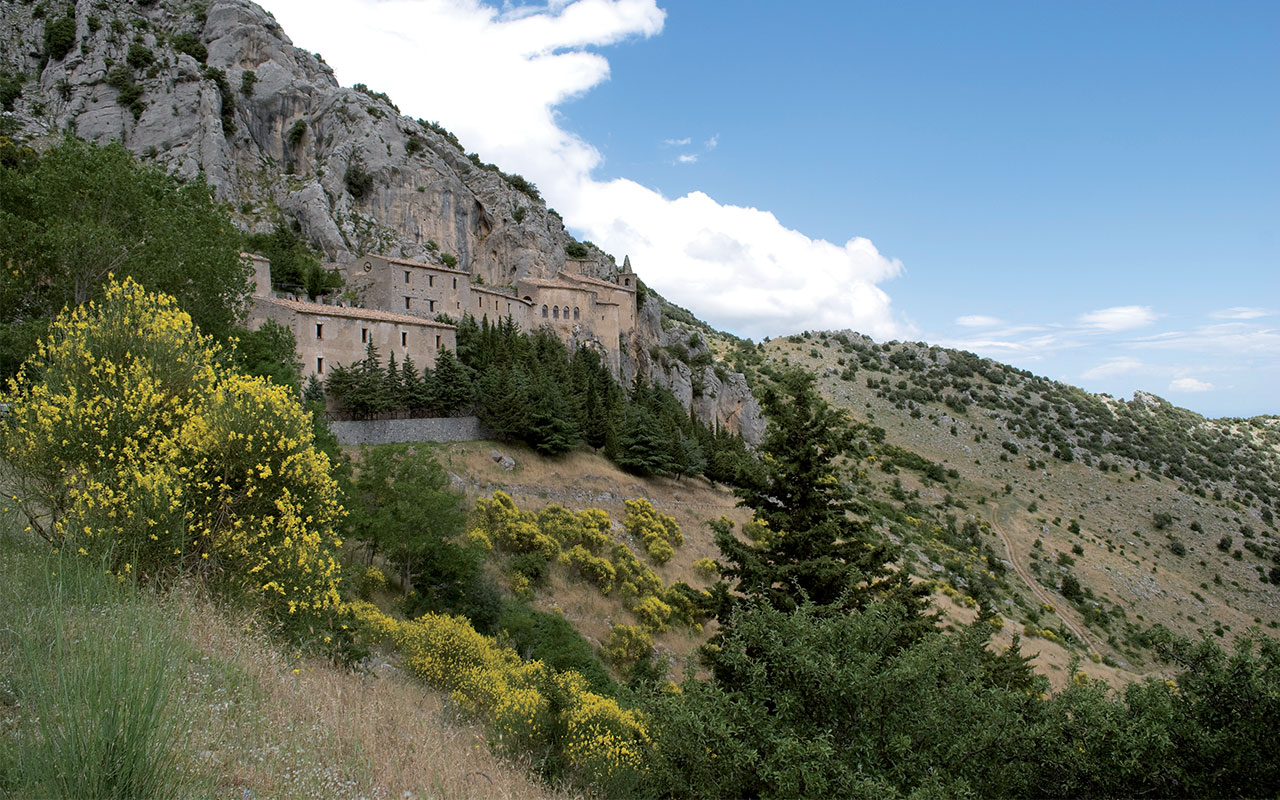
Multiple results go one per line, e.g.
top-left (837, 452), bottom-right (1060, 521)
top-left (542, 305), bottom-right (548, 318)
top-left (361, 327), bottom-right (368, 343)
top-left (315, 323), bottom-right (323, 340)
top-left (573, 307), bottom-right (579, 320)
top-left (401, 331), bottom-right (407, 347)
top-left (563, 306), bottom-right (569, 318)
top-left (428, 275), bottom-right (434, 287)
top-left (435, 335), bottom-right (441, 348)
top-left (316, 357), bottom-right (324, 374)
top-left (553, 306), bottom-right (559, 319)
top-left (452, 277), bottom-right (457, 289)
top-left (405, 296), bottom-right (411, 309)
top-left (404, 270), bottom-right (411, 283)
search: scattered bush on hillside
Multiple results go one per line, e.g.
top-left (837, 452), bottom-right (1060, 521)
top-left (43, 14), bottom-right (76, 60)
top-left (350, 600), bottom-right (648, 788)
top-left (169, 31), bottom-right (207, 63)
top-left (623, 498), bottom-right (683, 565)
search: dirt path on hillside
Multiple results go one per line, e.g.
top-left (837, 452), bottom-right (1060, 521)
top-left (986, 502), bottom-right (1097, 654)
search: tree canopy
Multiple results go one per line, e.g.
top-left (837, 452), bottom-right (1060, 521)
top-left (0, 136), bottom-right (250, 377)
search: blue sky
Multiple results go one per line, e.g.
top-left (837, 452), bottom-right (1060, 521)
top-left (262, 0), bottom-right (1277, 418)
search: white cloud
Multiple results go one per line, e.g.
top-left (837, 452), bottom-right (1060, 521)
top-left (1082, 357), bottom-right (1146, 380)
top-left (676, 153), bottom-right (698, 164)
top-left (663, 137), bottom-right (691, 146)
top-left (955, 314), bottom-right (1002, 328)
top-left (1169, 377), bottom-right (1214, 392)
top-left (259, 0), bottom-right (911, 341)
top-left (1210, 306), bottom-right (1271, 320)
top-left (705, 133), bottom-right (719, 149)
top-left (1077, 305), bottom-right (1158, 332)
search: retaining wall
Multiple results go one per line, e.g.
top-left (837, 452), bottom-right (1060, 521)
top-left (329, 416), bottom-right (492, 446)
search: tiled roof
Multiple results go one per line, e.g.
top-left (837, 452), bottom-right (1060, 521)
top-left (254, 295), bottom-right (455, 328)
top-left (472, 285), bottom-right (531, 303)
top-left (371, 254), bottom-right (470, 275)
top-left (558, 271), bottom-right (634, 292)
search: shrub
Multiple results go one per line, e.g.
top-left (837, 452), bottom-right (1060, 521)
top-left (601, 624), bottom-right (653, 671)
top-left (0, 278), bottom-right (345, 623)
top-left (358, 565), bottom-right (387, 599)
top-left (240, 68), bottom-right (257, 97)
top-left (44, 15), bottom-right (76, 60)
top-left (286, 118), bottom-right (306, 149)
top-left (1153, 511), bottom-right (1174, 530)
top-left (623, 498), bottom-right (683, 565)
top-left (440, 252), bottom-right (458, 268)
top-left (126, 43), bottom-right (155, 69)
top-left (565, 241), bottom-right (590, 259)
top-left (693, 557), bottom-right (719, 579)
top-left (169, 31), bottom-right (207, 63)
top-left (344, 157), bottom-right (374, 199)
top-left (1170, 539), bottom-right (1187, 557)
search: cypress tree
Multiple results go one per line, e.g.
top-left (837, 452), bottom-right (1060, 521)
top-left (430, 349), bottom-right (473, 415)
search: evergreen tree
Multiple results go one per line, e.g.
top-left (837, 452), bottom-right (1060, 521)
top-left (616, 402), bottom-right (672, 476)
top-left (430, 348), bottom-right (472, 415)
top-left (401, 354), bottom-right (430, 415)
top-left (712, 367), bottom-right (928, 620)
top-left (384, 351), bottom-right (404, 411)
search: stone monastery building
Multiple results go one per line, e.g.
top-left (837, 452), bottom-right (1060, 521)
top-left (244, 251), bottom-right (637, 380)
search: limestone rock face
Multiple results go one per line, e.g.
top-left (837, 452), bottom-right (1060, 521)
top-left (0, 0), bottom-right (760, 440)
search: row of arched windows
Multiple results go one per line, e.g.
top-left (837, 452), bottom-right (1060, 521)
top-left (541, 305), bottom-right (580, 320)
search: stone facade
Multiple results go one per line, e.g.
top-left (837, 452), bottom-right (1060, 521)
top-left (244, 254), bottom-right (456, 381)
top-left (339, 253), bottom-right (636, 374)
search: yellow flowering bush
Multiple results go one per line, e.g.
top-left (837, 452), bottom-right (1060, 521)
top-left (0, 277), bottom-right (344, 620)
top-left (693, 556), bottom-right (719, 579)
top-left (601, 624), bottom-right (654, 672)
top-left (623, 498), bottom-right (683, 565)
top-left (350, 600), bottom-right (649, 783)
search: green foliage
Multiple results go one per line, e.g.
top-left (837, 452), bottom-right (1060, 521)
top-left (244, 224), bottom-right (340, 300)
top-left (440, 252), bottom-right (458, 268)
top-left (239, 68), bottom-right (256, 97)
top-left (0, 136), bottom-right (250, 377)
top-left (498, 602), bottom-right (618, 696)
top-left (348, 444), bottom-right (496, 626)
top-left (714, 368), bottom-right (924, 621)
top-left (200, 67), bottom-right (235, 134)
top-left (286, 118), bottom-right (306, 149)
top-left (351, 82), bottom-right (398, 111)
top-left (126, 42), bottom-right (155, 69)
top-left (0, 72), bottom-right (24, 112)
top-left (232, 319), bottom-right (301, 391)
top-left (169, 31), bottom-right (207, 63)
top-left (565, 240), bottom-right (590, 259)
top-left (43, 14), bottom-right (76, 60)
top-left (345, 157), bottom-right (374, 199)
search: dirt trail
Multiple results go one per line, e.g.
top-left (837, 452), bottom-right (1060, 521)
top-left (986, 502), bottom-right (1097, 654)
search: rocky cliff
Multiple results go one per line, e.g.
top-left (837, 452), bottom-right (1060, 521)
top-left (0, 0), bottom-right (763, 441)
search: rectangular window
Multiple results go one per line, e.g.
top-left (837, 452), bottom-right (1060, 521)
top-left (361, 327), bottom-right (368, 343)
top-left (452, 277), bottom-right (457, 290)
top-left (401, 331), bottom-right (407, 347)
top-left (405, 296), bottom-right (411, 310)
top-left (478, 297), bottom-right (482, 308)
top-left (315, 323), bottom-right (323, 340)
top-left (316, 357), bottom-right (324, 374)
top-left (435, 335), bottom-right (441, 348)
top-left (404, 270), bottom-right (411, 283)
top-left (428, 299), bottom-right (435, 312)
top-left (428, 275), bottom-right (434, 288)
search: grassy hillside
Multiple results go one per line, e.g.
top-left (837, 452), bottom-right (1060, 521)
top-left (758, 331), bottom-right (1279, 680)
top-left (0, 509), bottom-right (575, 799)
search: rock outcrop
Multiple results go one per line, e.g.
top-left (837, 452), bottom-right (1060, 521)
top-left (0, 0), bottom-right (762, 441)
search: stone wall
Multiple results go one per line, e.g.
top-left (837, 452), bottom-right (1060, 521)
top-left (329, 416), bottom-right (493, 446)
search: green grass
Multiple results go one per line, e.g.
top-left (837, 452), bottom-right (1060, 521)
top-left (0, 534), bottom-right (198, 799)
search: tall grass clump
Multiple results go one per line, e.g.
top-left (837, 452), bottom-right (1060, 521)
top-left (0, 540), bottom-right (194, 799)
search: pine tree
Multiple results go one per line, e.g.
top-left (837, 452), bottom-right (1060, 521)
top-left (401, 354), bottom-right (429, 415)
top-left (430, 348), bottom-right (472, 415)
top-left (713, 367), bottom-right (927, 618)
top-left (384, 351), bottom-right (405, 412)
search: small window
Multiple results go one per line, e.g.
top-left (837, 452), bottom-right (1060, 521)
top-left (316, 357), bottom-right (324, 374)
top-left (563, 306), bottom-right (569, 318)
top-left (428, 275), bottom-right (434, 288)
top-left (573, 307), bottom-right (579, 320)
top-left (452, 277), bottom-right (457, 290)
top-left (405, 296), bottom-right (411, 309)
top-left (361, 327), bottom-right (368, 343)
top-left (404, 270), bottom-right (411, 284)
top-left (624, 277), bottom-right (631, 287)
top-left (478, 296), bottom-right (483, 308)
top-left (428, 299), bottom-right (435, 312)
top-left (401, 331), bottom-right (407, 347)
top-left (542, 305), bottom-right (548, 318)
top-left (315, 323), bottom-right (323, 340)
top-left (553, 306), bottom-right (559, 319)
top-left (435, 335), bottom-right (441, 348)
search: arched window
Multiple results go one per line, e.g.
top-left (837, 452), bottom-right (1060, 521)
top-left (573, 307), bottom-right (579, 320)
top-left (553, 306), bottom-right (559, 319)
top-left (541, 304), bottom-right (548, 317)
top-left (563, 306), bottom-right (569, 319)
